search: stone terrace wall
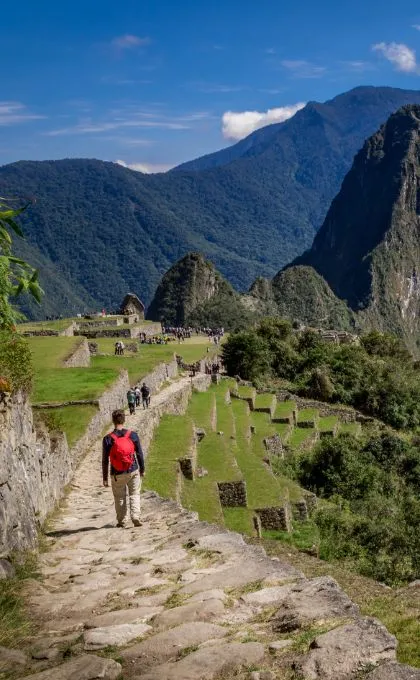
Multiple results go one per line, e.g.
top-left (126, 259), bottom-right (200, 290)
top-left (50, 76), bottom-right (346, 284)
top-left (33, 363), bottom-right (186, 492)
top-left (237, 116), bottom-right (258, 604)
top-left (134, 374), bottom-right (211, 453)
top-left (277, 390), bottom-right (358, 422)
top-left (75, 328), bottom-right (133, 339)
top-left (139, 358), bottom-right (178, 392)
top-left (217, 481), bottom-right (248, 507)
top-left (0, 392), bottom-right (73, 555)
top-left (62, 338), bottom-right (91, 368)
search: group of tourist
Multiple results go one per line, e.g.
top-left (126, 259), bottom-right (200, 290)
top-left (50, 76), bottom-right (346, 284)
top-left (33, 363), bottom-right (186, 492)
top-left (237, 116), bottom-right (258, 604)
top-left (126, 384), bottom-right (151, 414)
top-left (114, 340), bottom-right (125, 355)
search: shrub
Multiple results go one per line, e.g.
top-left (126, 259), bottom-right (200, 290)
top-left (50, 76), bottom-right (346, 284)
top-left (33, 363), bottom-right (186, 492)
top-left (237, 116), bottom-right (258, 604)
top-left (0, 331), bottom-right (33, 393)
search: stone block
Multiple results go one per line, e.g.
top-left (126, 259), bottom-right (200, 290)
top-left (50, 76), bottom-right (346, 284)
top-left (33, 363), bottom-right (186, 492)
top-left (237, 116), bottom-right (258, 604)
top-left (263, 434), bottom-right (283, 457)
top-left (292, 500), bottom-right (309, 521)
top-left (256, 505), bottom-right (292, 532)
top-left (217, 480), bottom-right (247, 507)
top-left (179, 457), bottom-right (194, 480)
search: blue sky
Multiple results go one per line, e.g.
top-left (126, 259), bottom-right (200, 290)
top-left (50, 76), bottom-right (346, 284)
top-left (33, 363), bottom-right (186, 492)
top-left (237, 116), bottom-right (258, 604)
top-left (2, 0), bottom-right (420, 171)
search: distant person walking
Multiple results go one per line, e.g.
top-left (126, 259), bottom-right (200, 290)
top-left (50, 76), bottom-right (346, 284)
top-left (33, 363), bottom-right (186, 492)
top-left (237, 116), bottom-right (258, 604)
top-left (102, 409), bottom-right (145, 527)
top-left (127, 388), bottom-right (136, 415)
top-left (134, 385), bottom-right (141, 407)
top-left (141, 382), bottom-right (151, 409)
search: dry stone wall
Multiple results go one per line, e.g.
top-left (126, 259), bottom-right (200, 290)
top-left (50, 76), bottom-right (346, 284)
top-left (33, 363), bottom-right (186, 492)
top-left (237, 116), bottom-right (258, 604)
top-left (217, 481), bottom-right (248, 507)
top-left (62, 338), bottom-right (91, 368)
top-left (0, 392), bottom-right (73, 555)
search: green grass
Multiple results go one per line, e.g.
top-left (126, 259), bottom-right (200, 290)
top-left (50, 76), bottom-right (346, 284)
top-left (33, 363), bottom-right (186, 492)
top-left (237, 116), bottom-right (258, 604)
top-left (27, 336), bottom-right (83, 370)
top-left (144, 414), bottom-right (193, 499)
top-left (254, 393), bottom-right (275, 410)
top-left (264, 521), bottom-right (320, 552)
top-left (0, 553), bottom-right (39, 649)
top-left (289, 428), bottom-right (314, 449)
top-left (32, 367), bottom-right (118, 403)
top-left (318, 416), bottom-right (338, 432)
top-left (223, 507), bottom-right (254, 535)
top-left (297, 408), bottom-right (319, 423)
top-left (236, 385), bottom-right (255, 400)
top-left (36, 404), bottom-right (99, 448)
top-left (18, 318), bottom-right (76, 332)
top-left (92, 348), bottom-right (175, 384)
top-left (339, 421), bottom-right (362, 436)
top-left (187, 390), bottom-right (215, 430)
top-left (273, 422), bottom-right (292, 441)
top-left (274, 400), bottom-right (296, 417)
top-left (181, 475), bottom-right (224, 524)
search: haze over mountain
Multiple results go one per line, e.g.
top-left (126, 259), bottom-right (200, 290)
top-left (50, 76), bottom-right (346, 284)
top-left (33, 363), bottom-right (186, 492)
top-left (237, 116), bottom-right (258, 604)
top-left (2, 86), bottom-right (420, 318)
top-left (271, 105), bottom-right (420, 352)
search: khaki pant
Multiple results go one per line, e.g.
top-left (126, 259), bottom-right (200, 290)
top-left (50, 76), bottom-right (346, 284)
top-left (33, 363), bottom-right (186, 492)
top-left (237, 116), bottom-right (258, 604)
top-left (111, 470), bottom-right (141, 524)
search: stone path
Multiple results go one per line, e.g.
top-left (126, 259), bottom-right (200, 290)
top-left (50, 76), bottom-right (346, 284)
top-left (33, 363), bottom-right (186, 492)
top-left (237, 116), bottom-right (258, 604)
top-left (3, 377), bottom-right (420, 679)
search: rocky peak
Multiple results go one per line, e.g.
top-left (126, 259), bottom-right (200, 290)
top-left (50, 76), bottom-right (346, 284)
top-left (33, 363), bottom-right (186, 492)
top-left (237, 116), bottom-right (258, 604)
top-left (288, 104), bottom-right (420, 350)
top-left (147, 252), bottom-right (237, 326)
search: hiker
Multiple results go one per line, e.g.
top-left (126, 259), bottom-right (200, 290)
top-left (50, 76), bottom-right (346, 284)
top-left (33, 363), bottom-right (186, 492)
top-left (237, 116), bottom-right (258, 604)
top-left (127, 387), bottom-right (136, 414)
top-left (141, 382), bottom-right (151, 409)
top-left (114, 341), bottom-right (120, 356)
top-left (102, 409), bottom-right (145, 527)
top-left (134, 385), bottom-right (141, 407)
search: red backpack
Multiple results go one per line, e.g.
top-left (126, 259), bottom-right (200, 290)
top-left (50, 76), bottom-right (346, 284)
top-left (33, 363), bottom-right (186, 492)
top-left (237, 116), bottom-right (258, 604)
top-left (109, 430), bottom-right (135, 472)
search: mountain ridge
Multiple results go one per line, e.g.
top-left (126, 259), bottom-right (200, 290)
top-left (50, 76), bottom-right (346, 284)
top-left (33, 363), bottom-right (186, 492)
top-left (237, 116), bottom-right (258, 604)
top-left (2, 86), bottom-right (420, 318)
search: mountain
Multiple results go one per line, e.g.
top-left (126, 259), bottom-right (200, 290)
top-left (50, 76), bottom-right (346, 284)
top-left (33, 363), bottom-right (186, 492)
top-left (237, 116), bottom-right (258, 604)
top-left (2, 86), bottom-right (420, 318)
top-left (271, 105), bottom-right (420, 352)
top-left (147, 252), bottom-right (253, 330)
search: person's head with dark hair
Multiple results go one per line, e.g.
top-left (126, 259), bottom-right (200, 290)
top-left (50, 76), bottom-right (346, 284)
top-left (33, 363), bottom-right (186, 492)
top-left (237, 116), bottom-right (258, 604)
top-left (112, 409), bottom-right (125, 427)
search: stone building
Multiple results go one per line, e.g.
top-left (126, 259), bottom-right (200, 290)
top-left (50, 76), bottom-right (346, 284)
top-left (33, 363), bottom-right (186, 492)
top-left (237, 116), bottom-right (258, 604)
top-left (119, 293), bottom-right (145, 321)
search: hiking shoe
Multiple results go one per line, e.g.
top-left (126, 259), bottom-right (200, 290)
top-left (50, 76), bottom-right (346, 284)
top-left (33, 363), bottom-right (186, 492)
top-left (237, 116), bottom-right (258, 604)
top-left (132, 519), bottom-right (142, 527)
top-left (116, 522), bottom-right (126, 528)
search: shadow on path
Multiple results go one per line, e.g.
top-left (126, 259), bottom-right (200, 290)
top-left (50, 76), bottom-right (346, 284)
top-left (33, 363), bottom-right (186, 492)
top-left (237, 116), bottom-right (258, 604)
top-left (45, 524), bottom-right (115, 537)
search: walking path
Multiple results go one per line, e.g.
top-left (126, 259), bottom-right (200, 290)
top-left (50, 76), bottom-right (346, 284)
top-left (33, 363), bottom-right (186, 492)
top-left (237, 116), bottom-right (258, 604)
top-left (4, 377), bottom-right (419, 679)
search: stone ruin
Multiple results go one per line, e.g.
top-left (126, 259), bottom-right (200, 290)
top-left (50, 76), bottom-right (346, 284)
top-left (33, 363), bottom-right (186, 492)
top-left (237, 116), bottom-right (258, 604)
top-left (119, 292), bottom-right (145, 322)
top-left (217, 480), bottom-right (248, 507)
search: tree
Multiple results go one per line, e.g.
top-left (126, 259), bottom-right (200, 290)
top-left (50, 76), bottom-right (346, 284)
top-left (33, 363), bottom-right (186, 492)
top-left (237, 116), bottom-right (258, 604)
top-left (221, 331), bottom-right (271, 381)
top-left (0, 198), bottom-right (42, 328)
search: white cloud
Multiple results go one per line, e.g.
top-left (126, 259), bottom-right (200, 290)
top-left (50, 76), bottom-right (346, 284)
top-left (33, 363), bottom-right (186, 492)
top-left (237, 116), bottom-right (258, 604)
top-left (222, 103), bottom-right (306, 141)
top-left (45, 118), bottom-right (190, 136)
top-left (115, 159), bottom-right (173, 173)
top-left (281, 60), bottom-right (326, 78)
top-left (0, 101), bottom-right (45, 125)
top-left (340, 60), bottom-right (375, 72)
top-left (111, 34), bottom-right (151, 49)
top-left (412, 24), bottom-right (420, 31)
top-left (372, 42), bottom-right (417, 72)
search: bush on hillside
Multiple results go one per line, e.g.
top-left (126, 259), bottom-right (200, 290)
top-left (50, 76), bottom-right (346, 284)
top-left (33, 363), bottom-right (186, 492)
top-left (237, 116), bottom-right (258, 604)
top-left (278, 432), bottom-right (420, 584)
top-left (0, 331), bottom-right (32, 393)
top-left (222, 319), bottom-right (420, 429)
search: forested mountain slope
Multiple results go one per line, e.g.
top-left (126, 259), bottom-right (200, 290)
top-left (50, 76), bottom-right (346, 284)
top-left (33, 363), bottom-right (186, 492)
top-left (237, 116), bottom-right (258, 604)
top-left (1, 86), bottom-right (420, 318)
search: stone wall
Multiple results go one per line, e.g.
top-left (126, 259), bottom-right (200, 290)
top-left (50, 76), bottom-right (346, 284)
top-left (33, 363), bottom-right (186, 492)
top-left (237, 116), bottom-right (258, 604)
top-left (0, 392), bottom-right (73, 555)
top-left (75, 328), bottom-right (133, 339)
top-left (217, 481), bottom-right (247, 507)
top-left (78, 319), bottom-right (123, 328)
top-left (62, 339), bottom-right (91, 368)
top-left (134, 374), bottom-right (211, 453)
top-left (256, 505), bottom-right (292, 532)
top-left (263, 434), bottom-right (284, 458)
top-left (139, 358), bottom-right (178, 392)
top-left (276, 391), bottom-right (357, 422)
